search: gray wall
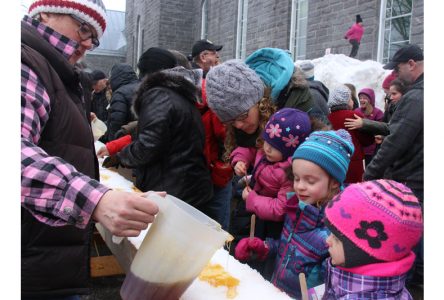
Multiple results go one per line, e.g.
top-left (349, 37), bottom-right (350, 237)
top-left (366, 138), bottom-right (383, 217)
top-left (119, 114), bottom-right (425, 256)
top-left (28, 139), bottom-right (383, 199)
top-left (83, 54), bottom-right (126, 74)
top-left (306, 0), bottom-right (379, 60)
top-left (125, 0), bottom-right (423, 64)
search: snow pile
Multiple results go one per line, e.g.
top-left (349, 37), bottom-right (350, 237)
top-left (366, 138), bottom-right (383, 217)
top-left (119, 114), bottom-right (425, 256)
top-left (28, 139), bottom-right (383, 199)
top-left (297, 54), bottom-right (392, 111)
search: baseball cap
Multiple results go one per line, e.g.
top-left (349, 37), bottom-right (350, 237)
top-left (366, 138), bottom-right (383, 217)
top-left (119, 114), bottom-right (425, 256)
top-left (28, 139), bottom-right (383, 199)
top-left (91, 70), bottom-right (106, 82)
top-left (192, 39), bottom-right (223, 57)
top-left (383, 44), bottom-right (424, 70)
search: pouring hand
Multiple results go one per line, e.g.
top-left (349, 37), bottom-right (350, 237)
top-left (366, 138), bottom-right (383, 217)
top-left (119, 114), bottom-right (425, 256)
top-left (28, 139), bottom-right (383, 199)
top-left (93, 190), bottom-right (159, 237)
top-left (234, 237), bottom-right (269, 262)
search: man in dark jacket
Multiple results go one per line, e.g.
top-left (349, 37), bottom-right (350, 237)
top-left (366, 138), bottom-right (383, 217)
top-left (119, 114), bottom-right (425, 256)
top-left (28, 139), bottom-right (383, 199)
top-left (21, 1), bottom-right (158, 298)
top-left (191, 39), bottom-right (223, 77)
top-left (363, 44), bottom-right (424, 294)
top-left (101, 64), bottom-right (139, 142)
top-left (364, 44), bottom-right (424, 201)
top-left (90, 69), bottom-right (110, 122)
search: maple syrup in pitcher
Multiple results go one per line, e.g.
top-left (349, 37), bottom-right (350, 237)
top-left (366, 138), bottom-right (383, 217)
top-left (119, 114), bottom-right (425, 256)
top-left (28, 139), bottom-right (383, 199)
top-left (119, 193), bottom-right (231, 300)
top-left (120, 270), bottom-right (193, 300)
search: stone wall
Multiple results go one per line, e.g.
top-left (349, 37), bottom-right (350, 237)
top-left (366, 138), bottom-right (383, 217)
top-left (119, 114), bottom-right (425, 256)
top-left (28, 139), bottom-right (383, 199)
top-left (83, 54), bottom-right (126, 74)
top-left (124, 0), bottom-right (424, 63)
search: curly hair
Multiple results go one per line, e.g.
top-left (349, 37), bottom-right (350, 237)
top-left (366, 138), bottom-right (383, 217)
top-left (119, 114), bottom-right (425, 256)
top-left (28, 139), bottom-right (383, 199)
top-left (222, 88), bottom-right (276, 161)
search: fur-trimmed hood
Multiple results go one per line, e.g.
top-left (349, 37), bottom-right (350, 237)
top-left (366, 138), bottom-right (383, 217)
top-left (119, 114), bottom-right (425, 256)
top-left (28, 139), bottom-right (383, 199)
top-left (132, 68), bottom-right (200, 117)
top-left (288, 68), bottom-right (309, 90)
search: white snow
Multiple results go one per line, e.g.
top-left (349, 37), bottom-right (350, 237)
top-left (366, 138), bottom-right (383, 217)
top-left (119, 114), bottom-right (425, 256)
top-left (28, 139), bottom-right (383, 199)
top-left (296, 54), bottom-right (392, 111)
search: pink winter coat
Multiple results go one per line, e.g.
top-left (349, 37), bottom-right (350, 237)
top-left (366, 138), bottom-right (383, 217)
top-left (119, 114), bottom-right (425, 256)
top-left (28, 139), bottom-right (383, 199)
top-left (345, 23), bottom-right (364, 43)
top-left (231, 146), bottom-right (293, 222)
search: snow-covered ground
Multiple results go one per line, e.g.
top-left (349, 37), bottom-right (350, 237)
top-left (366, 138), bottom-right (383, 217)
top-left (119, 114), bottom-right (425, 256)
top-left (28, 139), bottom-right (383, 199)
top-left (297, 54), bottom-right (392, 111)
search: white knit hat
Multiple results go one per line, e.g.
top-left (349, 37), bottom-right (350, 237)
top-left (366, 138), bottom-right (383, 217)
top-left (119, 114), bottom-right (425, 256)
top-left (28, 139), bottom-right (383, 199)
top-left (28, 0), bottom-right (107, 39)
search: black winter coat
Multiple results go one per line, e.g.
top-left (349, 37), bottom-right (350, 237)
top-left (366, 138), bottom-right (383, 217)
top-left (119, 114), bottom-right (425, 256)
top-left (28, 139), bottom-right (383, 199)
top-left (364, 74), bottom-right (424, 193)
top-left (118, 71), bottom-right (214, 215)
top-left (105, 64), bottom-right (139, 141)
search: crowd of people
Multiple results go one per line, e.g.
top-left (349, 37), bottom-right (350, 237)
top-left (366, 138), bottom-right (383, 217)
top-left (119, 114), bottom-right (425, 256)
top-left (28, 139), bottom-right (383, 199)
top-left (21, 0), bottom-right (424, 299)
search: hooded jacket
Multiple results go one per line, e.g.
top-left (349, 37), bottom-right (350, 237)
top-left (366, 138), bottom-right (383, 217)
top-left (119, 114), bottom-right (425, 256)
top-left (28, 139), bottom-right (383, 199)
top-left (105, 64), bottom-right (139, 141)
top-left (118, 70), bottom-right (213, 215)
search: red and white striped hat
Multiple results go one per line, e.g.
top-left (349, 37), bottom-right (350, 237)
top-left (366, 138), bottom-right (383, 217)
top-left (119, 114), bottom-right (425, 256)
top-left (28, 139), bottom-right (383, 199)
top-left (28, 0), bottom-right (107, 39)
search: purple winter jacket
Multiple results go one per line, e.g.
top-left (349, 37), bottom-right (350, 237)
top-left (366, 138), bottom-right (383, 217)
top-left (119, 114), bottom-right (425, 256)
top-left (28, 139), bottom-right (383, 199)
top-left (230, 146), bottom-right (293, 221)
top-left (354, 107), bottom-right (384, 156)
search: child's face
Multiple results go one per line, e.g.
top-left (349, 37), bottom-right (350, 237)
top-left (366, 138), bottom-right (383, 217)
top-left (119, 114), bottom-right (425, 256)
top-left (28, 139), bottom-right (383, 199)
top-left (359, 94), bottom-right (371, 109)
top-left (263, 141), bottom-right (283, 163)
top-left (326, 233), bottom-right (345, 266)
top-left (389, 85), bottom-right (403, 104)
top-left (292, 159), bottom-right (333, 205)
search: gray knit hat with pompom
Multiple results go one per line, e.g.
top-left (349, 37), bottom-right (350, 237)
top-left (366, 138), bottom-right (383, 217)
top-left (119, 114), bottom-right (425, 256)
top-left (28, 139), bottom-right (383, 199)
top-left (206, 59), bottom-right (264, 123)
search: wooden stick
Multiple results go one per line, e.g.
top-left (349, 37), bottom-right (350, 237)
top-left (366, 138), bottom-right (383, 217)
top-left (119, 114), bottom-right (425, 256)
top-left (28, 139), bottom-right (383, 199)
top-left (299, 273), bottom-right (309, 300)
top-left (249, 214), bottom-right (256, 240)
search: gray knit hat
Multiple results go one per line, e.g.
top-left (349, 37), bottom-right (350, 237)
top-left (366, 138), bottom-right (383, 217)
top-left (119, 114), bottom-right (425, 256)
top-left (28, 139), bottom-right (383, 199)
top-left (328, 85), bottom-right (352, 109)
top-left (206, 59), bottom-right (264, 123)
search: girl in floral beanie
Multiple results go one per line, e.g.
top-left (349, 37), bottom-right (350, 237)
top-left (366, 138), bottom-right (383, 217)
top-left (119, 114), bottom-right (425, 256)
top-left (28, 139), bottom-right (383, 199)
top-left (235, 129), bottom-right (354, 298)
top-left (324, 179), bottom-right (423, 299)
top-left (231, 108), bottom-right (311, 279)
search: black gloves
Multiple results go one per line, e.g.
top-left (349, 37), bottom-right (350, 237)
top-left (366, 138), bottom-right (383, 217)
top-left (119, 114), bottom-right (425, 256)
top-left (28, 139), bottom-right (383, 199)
top-left (102, 154), bottom-right (121, 169)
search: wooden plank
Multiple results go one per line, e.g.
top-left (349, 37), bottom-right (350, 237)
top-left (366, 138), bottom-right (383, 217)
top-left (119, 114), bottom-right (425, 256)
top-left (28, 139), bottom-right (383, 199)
top-left (90, 255), bottom-right (125, 277)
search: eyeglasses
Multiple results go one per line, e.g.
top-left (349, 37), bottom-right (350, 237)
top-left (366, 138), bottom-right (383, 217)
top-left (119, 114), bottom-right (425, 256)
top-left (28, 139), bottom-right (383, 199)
top-left (70, 14), bottom-right (100, 49)
top-left (223, 110), bottom-right (249, 125)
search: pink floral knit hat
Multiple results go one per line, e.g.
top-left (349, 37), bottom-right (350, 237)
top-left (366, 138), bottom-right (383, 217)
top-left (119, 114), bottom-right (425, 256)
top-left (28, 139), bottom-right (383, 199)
top-left (261, 108), bottom-right (311, 159)
top-left (325, 180), bottom-right (423, 267)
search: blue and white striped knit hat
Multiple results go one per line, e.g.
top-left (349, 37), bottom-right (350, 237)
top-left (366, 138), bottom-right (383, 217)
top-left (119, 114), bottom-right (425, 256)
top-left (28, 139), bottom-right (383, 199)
top-left (292, 129), bottom-right (354, 186)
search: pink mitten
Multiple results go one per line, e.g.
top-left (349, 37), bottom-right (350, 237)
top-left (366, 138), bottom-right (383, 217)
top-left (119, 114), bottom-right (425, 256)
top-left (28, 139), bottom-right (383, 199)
top-left (235, 237), bottom-right (269, 261)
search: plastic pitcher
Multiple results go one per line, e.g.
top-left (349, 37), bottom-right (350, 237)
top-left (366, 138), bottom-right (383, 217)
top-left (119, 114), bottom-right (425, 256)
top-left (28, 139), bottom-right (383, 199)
top-left (120, 192), bottom-right (231, 300)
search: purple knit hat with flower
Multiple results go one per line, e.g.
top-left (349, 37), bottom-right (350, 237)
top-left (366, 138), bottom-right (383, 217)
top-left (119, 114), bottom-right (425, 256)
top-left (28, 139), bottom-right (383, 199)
top-left (261, 108), bottom-right (311, 159)
top-left (325, 180), bottom-right (423, 269)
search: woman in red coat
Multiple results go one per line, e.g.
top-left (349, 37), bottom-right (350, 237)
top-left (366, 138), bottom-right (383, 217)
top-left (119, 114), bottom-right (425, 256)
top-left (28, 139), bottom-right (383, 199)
top-left (327, 85), bottom-right (374, 184)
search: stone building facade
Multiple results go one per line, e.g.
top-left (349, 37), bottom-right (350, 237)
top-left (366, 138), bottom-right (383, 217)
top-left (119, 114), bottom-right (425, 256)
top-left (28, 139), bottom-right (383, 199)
top-left (125, 0), bottom-right (423, 68)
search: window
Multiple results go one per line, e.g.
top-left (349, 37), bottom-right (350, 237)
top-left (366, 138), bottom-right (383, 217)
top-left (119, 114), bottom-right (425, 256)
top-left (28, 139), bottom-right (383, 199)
top-left (136, 15), bottom-right (143, 66)
top-left (235, 0), bottom-right (248, 59)
top-left (289, 0), bottom-right (308, 60)
top-left (378, 0), bottom-right (413, 63)
top-left (201, 0), bottom-right (208, 39)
